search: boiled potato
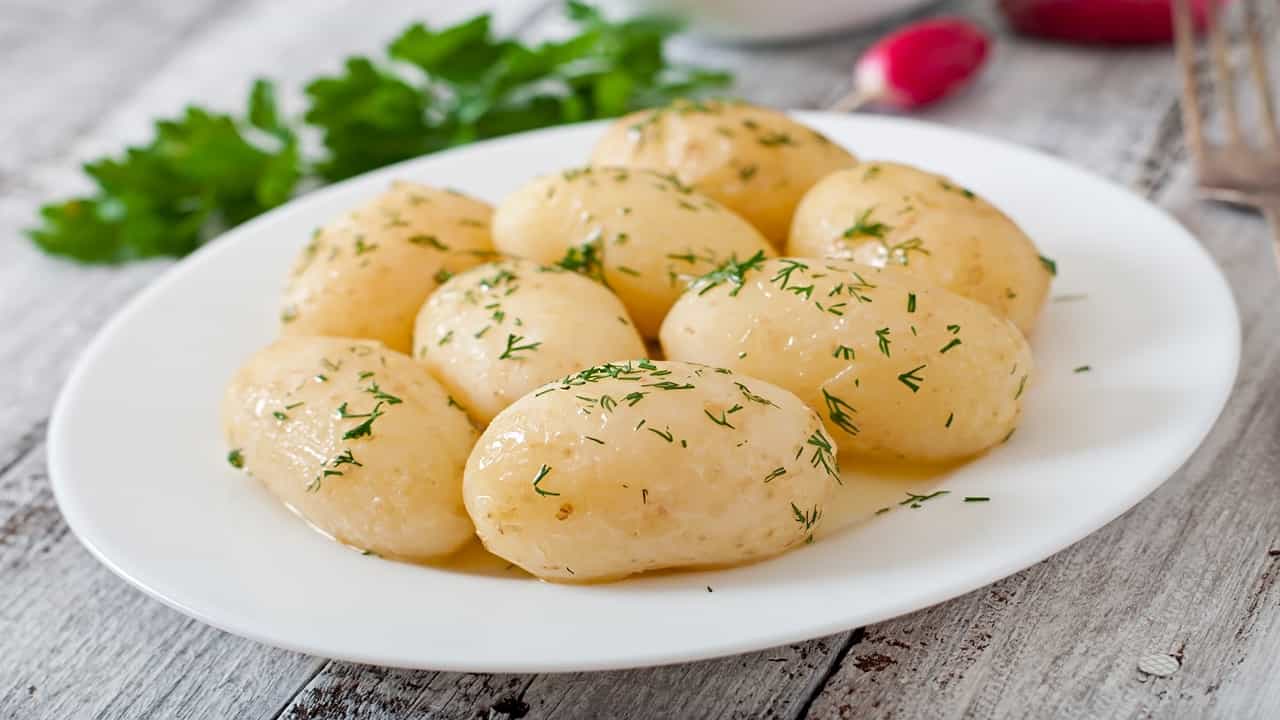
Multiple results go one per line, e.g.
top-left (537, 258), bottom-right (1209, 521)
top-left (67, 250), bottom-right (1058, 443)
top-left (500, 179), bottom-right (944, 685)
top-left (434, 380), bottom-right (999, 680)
top-left (788, 161), bottom-right (1051, 334)
top-left (465, 360), bottom-right (841, 582)
top-left (413, 258), bottom-right (648, 426)
top-left (492, 166), bottom-right (774, 337)
top-left (590, 99), bottom-right (857, 244)
top-left (280, 181), bottom-right (495, 353)
top-left (660, 258), bottom-right (1033, 463)
top-left (222, 337), bottom-right (477, 560)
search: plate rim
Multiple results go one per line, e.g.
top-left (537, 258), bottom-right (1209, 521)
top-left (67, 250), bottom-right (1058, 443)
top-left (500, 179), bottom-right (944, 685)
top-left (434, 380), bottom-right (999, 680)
top-left (47, 112), bottom-right (1242, 672)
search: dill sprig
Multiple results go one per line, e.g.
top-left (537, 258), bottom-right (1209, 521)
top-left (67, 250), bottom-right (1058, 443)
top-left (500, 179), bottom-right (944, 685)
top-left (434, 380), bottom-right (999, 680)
top-left (842, 207), bottom-right (891, 239)
top-left (822, 389), bottom-right (859, 435)
top-left (900, 490), bottom-right (949, 508)
top-left (690, 250), bottom-right (768, 297)
top-left (499, 333), bottom-right (542, 360)
top-left (532, 464), bottom-right (559, 496)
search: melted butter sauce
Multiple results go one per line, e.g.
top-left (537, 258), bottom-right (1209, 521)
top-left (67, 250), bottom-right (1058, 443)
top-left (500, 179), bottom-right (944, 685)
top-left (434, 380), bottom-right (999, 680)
top-left (415, 457), bottom-right (967, 580)
top-left (433, 539), bottom-right (527, 577)
top-left (817, 457), bottom-right (968, 539)
top-left (294, 456), bottom-right (969, 579)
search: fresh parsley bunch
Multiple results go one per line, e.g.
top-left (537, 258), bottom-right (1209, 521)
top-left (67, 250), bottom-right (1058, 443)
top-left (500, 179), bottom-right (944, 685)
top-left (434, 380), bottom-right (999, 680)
top-left (28, 2), bottom-right (729, 264)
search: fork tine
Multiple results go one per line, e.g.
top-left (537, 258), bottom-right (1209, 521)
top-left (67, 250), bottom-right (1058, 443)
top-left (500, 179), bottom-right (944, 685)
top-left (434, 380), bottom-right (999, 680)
top-left (1209, 6), bottom-right (1243, 145)
top-left (1244, 0), bottom-right (1280, 148)
top-left (1172, 0), bottom-right (1208, 163)
top-left (1173, 0), bottom-right (1207, 164)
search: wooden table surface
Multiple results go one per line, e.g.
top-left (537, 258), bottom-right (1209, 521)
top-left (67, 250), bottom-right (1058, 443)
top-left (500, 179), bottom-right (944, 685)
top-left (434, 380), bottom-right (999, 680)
top-left (3, 0), bottom-right (1279, 717)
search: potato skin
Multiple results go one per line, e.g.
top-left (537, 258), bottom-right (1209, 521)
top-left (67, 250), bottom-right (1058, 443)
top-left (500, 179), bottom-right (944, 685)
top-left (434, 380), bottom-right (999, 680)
top-left (492, 166), bottom-right (774, 338)
top-left (464, 360), bottom-right (840, 582)
top-left (222, 337), bottom-right (477, 560)
top-left (280, 182), bottom-right (495, 352)
top-left (413, 258), bottom-right (648, 426)
top-left (787, 161), bottom-right (1050, 334)
top-left (660, 258), bottom-right (1033, 463)
top-left (590, 100), bottom-right (857, 244)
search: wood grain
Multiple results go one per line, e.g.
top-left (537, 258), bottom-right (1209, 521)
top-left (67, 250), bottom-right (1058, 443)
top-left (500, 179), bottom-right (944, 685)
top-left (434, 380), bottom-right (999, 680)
top-left (2, 0), bottom-right (1279, 717)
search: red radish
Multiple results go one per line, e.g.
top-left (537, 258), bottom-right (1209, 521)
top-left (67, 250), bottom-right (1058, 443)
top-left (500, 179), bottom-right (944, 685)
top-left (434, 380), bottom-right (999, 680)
top-left (999, 0), bottom-right (1223, 45)
top-left (832, 18), bottom-right (992, 112)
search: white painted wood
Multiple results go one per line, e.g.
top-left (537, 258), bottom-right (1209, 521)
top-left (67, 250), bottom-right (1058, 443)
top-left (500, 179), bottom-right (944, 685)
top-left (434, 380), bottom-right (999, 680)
top-left (3, 0), bottom-right (1280, 717)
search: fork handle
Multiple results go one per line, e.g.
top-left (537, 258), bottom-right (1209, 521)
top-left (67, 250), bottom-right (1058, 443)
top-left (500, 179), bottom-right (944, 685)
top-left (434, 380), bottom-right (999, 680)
top-left (1266, 205), bottom-right (1280, 273)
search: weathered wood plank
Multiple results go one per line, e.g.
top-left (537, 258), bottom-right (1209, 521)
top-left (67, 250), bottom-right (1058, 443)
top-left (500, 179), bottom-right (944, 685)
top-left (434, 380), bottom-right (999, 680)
top-left (805, 31), bottom-right (1280, 718)
top-left (517, 634), bottom-right (857, 720)
top-left (274, 633), bottom-right (855, 719)
top-left (0, 0), bottom-right (545, 463)
top-left (0, 0), bottom-right (249, 177)
top-left (807, 193), bottom-right (1280, 718)
top-left (277, 664), bottom-right (533, 720)
top-left (4, 0), bottom-right (1280, 717)
top-left (0, 2), bottom-right (545, 719)
top-left (0, 444), bottom-right (324, 720)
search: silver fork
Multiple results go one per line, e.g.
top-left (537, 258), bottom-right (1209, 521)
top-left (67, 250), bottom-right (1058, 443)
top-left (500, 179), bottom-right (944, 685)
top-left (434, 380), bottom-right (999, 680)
top-left (1173, 0), bottom-right (1280, 266)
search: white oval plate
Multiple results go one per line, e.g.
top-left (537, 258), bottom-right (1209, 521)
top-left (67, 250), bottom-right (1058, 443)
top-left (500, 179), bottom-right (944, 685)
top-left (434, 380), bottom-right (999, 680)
top-left (49, 114), bottom-right (1239, 673)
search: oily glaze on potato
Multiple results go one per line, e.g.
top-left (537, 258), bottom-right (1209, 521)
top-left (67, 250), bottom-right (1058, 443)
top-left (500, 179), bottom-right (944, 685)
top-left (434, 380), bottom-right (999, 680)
top-left (280, 182), bottom-right (496, 352)
top-left (413, 258), bottom-right (647, 426)
top-left (589, 99), bottom-right (857, 244)
top-left (491, 166), bottom-right (774, 338)
top-left (788, 161), bottom-right (1051, 334)
top-left (222, 337), bottom-right (477, 560)
top-left (465, 360), bottom-right (840, 582)
top-left (660, 258), bottom-right (1033, 463)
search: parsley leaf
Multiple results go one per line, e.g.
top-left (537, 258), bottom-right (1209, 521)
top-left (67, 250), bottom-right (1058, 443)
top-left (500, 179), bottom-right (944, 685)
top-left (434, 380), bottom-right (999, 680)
top-left (28, 80), bottom-right (300, 263)
top-left (28, 4), bottom-right (729, 264)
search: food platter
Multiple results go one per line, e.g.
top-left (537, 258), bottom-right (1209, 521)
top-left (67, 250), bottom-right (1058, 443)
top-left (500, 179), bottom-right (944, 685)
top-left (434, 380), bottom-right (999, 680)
top-left (48, 113), bottom-right (1238, 671)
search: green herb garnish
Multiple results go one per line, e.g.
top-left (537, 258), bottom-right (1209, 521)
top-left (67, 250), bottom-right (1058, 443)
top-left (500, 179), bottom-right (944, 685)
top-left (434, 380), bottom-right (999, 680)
top-left (499, 333), bottom-right (541, 360)
top-left (703, 409), bottom-right (735, 429)
top-left (342, 401), bottom-right (385, 440)
top-left (734, 382), bottom-right (777, 407)
top-left (364, 380), bottom-right (403, 405)
top-left (408, 234), bottom-right (448, 250)
top-left (806, 430), bottom-right (841, 483)
top-left (875, 328), bottom-right (892, 358)
top-left (648, 426), bottom-right (675, 442)
top-left (28, 5), bottom-right (729, 264)
top-left (532, 464), bottom-right (559, 497)
top-left (842, 208), bottom-right (891, 239)
top-left (822, 389), bottom-right (859, 435)
top-left (901, 490), bottom-right (949, 508)
top-left (691, 250), bottom-right (768, 297)
top-left (898, 365), bottom-right (926, 393)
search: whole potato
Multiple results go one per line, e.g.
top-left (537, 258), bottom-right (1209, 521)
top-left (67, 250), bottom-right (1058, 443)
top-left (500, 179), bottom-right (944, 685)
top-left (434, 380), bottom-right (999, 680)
top-left (223, 337), bottom-right (477, 560)
top-left (492, 166), bottom-right (774, 337)
top-left (589, 99), bottom-right (857, 244)
top-left (660, 258), bottom-right (1033, 463)
top-left (413, 258), bottom-right (648, 426)
top-left (788, 161), bottom-right (1051, 334)
top-left (281, 181), bottom-right (496, 352)
top-left (465, 360), bottom-right (840, 582)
